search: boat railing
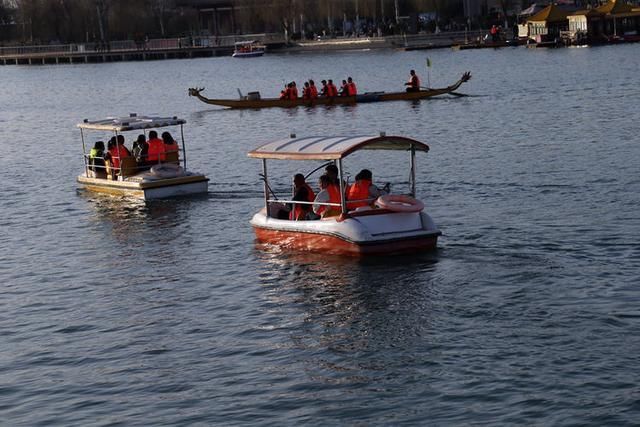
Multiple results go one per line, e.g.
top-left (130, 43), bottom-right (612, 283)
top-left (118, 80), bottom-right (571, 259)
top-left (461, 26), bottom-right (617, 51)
top-left (83, 148), bottom-right (182, 180)
top-left (267, 199), bottom-right (341, 208)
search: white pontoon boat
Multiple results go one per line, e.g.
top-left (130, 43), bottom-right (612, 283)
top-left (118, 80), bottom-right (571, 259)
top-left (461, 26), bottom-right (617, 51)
top-left (248, 134), bottom-right (442, 255)
top-left (232, 40), bottom-right (266, 58)
top-left (77, 114), bottom-right (209, 200)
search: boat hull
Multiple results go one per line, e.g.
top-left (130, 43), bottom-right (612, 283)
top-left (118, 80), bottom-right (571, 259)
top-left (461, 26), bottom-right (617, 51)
top-left (251, 210), bottom-right (441, 256)
top-left (188, 72), bottom-right (471, 109)
top-left (77, 173), bottom-right (209, 200)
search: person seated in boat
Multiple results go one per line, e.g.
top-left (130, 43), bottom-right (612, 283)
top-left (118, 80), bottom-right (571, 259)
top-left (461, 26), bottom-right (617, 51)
top-left (290, 173), bottom-right (315, 221)
top-left (320, 80), bottom-right (328, 97)
top-left (88, 140), bottom-right (106, 176)
top-left (132, 134), bottom-right (148, 166)
top-left (309, 79), bottom-right (318, 99)
top-left (347, 77), bottom-right (357, 96)
top-left (313, 174), bottom-right (342, 219)
top-left (146, 130), bottom-right (166, 163)
top-left (279, 84), bottom-right (288, 100)
top-left (324, 163), bottom-right (346, 189)
top-left (327, 79), bottom-right (338, 98)
top-left (339, 80), bottom-right (349, 97)
top-left (288, 81), bottom-right (299, 100)
top-left (104, 136), bottom-right (131, 179)
top-left (405, 69), bottom-right (421, 92)
top-left (162, 131), bottom-right (180, 162)
top-left (302, 81), bottom-right (312, 100)
top-left (116, 135), bottom-right (132, 157)
top-left (346, 169), bottom-right (389, 210)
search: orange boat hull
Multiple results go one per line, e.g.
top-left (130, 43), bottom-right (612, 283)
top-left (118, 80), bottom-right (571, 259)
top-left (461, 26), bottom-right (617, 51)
top-left (253, 226), bottom-right (438, 256)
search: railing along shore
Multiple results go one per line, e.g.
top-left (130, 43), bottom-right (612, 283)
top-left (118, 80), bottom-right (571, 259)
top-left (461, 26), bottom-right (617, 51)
top-left (0, 30), bottom-right (493, 65)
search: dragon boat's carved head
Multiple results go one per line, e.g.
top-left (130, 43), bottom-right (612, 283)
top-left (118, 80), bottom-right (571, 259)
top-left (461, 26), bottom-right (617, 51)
top-left (188, 87), bottom-right (205, 97)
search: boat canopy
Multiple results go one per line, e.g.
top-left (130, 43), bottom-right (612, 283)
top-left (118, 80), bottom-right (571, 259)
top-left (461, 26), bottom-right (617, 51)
top-left (248, 135), bottom-right (430, 160)
top-left (77, 115), bottom-right (186, 132)
top-left (234, 40), bottom-right (256, 46)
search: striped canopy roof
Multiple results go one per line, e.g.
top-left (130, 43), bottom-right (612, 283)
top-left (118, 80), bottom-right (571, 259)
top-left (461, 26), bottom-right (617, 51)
top-left (248, 135), bottom-right (429, 160)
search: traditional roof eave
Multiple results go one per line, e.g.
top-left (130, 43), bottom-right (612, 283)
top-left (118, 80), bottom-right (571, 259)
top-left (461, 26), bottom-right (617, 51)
top-left (248, 135), bottom-right (429, 161)
top-left (527, 4), bottom-right (569, 23)
top-left (596, 0), bottom-right (634, 15)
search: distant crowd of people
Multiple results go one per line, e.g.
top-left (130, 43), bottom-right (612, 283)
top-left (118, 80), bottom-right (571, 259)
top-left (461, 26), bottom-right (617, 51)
top-left (279, 70), bottom-right (421, 101)
top-left (285, 164), bottom-right (390, 221)
top-left (87, 130), bottom-right (179, 179)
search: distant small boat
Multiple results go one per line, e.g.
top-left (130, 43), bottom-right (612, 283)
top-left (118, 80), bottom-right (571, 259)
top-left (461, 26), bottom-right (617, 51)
top-left (188, 72), bottom-right (472, 109)
top-left (232, 40), bottom-right (265, 58)
top-left (76, 114), bottom-right (209, 200)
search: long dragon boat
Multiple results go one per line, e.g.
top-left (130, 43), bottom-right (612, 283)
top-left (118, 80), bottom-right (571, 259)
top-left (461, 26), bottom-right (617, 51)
top-left (188, 71), bottom-right (471, 109)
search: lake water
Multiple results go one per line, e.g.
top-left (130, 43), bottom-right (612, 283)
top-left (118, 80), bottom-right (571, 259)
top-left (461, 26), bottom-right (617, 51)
top-left (2, 44), bottom-right (640, 425)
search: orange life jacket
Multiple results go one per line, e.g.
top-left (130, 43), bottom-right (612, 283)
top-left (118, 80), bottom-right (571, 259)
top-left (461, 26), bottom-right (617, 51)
top-left (288, 86), bottom-right (298, 100)
top-left (327, 83), bottom-right (338, 97)
top-left (347, 82), bottom-right (357, 96)
top-left (410, 74), bottom-right (420, 88)
top-left (165, 141), bottom-right (179, 159)
top-left (290, 183), bottom-right (315, 220)
top-left (147, 138), bottom-right (166, 162)
top-left (346, 179), bottom-right (372, 209)
top-left (302, 86), bottom-right (311, 100)
top-left (310, 85), bottom-right (318, 99)
top-left (108, 145), bottom-right (130, 169)
top-left (317, 184), bottom-right (342, 217)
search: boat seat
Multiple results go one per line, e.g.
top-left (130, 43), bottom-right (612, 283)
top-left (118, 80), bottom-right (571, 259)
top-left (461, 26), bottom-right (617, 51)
top-left (119, 157), bottom-right (138, 177)
top-left (105, 157), bottom-right (138, 179)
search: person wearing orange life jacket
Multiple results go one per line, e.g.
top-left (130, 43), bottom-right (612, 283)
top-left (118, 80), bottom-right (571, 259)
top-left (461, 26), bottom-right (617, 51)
top-left (320, 80), bottom-right (329, 97)
top-left (313, 174), bottom-right (342, 218)
top-left (290, 173), bottom-right (316, 220)
top-left (346, 76), bottom-right (357, 96)
top-left (162, 131), bottom-right (180, 161)
top-left (346, 169), bottom-right (388, 210)
top-left (146, 130), bottom-right (166, 163)
top-left (339, 79), bottom-right (348, 97)
top-left (326, 79), bottom-right (338, 97)
top-left (405, 69), bottom-right (421, 92)
top-left (309, 79), bottom-right (318, 99)
top-left (288, 81), bottom-right (299, 100)
top-left (302, 81), bottom-right (312, 100)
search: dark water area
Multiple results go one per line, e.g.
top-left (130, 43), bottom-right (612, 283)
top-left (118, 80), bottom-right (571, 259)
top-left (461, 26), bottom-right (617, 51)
top-left (1, 44), bottom-right (640, 425)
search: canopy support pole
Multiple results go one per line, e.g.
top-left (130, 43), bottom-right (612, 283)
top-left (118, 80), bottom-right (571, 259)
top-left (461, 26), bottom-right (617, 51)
top-left (180, 124), bottom-right (187, 170)
top-left (338, 159), bottom-right (347, 214)
top-left (262, 159), bottom-right (270, 217)
top-left (410, 145), bottom-right (416, 197)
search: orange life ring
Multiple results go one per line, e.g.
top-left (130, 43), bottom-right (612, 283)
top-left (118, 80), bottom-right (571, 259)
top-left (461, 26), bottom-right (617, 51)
top-left (375, 195), bottom-right (424, 213)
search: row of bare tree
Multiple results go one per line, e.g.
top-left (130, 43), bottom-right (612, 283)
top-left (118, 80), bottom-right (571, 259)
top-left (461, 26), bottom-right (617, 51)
top-left (1, 0), bottom-right (583, 45)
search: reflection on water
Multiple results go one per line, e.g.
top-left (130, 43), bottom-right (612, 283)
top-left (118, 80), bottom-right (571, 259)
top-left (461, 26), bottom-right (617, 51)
top-left (255, 247), bottom-right (440, 354)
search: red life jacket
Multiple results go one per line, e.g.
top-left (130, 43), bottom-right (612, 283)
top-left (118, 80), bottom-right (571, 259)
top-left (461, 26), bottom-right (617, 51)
top-left (147, 138), bottom-right (166, 162)
top-left (310, 85), bottom-right (318, 99)
top-left (346, 179), bottom-right (372, 209)
top-left (302, 86), bottom-right (311, 100)
top-left (290, 183), bottom-right (316, 220)
top-left (165, 141), bottom-right (179, 159)
top-left (410, 74), bottom-right (420, 88)
top-left (348, 82), bottom-right (357, 96)
top-left (288, 86), bottom-right (298, 100)
top-left (108, 145), bottom-right (131, 169)
top-left (319, 184), bottom-right (342, 217)
top-left (326, 83), bottom-right (336, 97)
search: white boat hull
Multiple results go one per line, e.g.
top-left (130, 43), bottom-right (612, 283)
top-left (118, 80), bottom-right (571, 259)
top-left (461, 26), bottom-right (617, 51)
top-left (250, 208), bottom-right (441, 255)
top-left (77, 171), bottom-right (209, 200)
